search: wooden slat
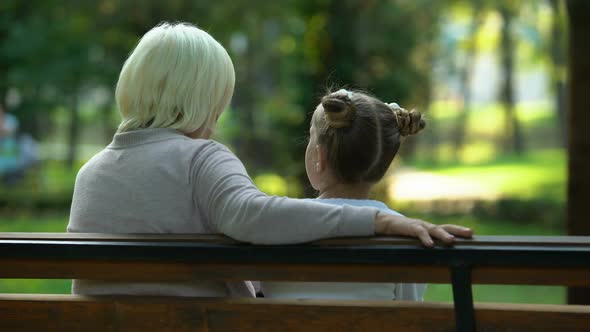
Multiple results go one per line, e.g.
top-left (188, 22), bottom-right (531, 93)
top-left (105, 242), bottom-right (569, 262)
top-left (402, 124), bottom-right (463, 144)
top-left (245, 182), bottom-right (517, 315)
top-left (1, 258), bottom-right (590, 286)
top-left (0, 258), bottom-right (452, 283)
top-left (0, 295), bottom-right (588, 332)
top-left (0, 233), bottom-right (589, 285)
top-left (2, 233), bottom-right (590, 247)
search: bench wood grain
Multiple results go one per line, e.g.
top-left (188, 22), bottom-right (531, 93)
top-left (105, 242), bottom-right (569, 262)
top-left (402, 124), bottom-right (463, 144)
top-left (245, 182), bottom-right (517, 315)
top-left (1, 295), bottom-right (589, 332)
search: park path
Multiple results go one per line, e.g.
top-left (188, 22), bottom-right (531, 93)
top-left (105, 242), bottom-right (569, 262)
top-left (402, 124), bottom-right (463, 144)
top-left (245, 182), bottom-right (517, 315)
top-left (388, 168), bottom-right (498, 201)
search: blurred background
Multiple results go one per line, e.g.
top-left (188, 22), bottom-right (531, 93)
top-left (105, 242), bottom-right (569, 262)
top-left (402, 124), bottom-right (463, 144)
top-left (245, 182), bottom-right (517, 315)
top-left (0, 0), bottom-right (569, 304)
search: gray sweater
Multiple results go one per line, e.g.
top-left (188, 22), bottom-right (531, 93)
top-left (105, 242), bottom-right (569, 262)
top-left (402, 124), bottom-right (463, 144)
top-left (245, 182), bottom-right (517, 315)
top-left (68, 128), bottom-right (377, 297)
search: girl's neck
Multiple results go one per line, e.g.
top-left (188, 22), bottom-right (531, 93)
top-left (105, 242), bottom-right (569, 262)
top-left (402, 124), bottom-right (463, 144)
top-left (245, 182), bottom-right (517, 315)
top-left (317, 182), bottom-right (372, 200)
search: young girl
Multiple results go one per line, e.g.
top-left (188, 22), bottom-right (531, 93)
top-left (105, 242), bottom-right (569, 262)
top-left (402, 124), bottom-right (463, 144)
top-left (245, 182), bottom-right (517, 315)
top-left (261, 89), bottom-right (428, 300)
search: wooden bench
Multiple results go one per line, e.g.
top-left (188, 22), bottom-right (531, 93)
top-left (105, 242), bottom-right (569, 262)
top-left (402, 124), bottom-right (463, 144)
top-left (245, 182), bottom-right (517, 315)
top-left (0, 233), bottom-right (589, 331)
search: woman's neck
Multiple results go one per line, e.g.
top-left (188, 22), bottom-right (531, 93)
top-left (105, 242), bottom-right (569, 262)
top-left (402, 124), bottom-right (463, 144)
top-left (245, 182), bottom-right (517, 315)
top-left (317, 182), bottom-right (372, 200)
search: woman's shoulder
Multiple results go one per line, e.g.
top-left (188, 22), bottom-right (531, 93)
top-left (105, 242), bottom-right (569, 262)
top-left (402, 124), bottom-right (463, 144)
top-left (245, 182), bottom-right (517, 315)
top-left (170, 136), bottom-right (232, 154)
top-left (184, 139), bottom-right (239, 163)
top-left (142, 135), bottom-right (236, 163)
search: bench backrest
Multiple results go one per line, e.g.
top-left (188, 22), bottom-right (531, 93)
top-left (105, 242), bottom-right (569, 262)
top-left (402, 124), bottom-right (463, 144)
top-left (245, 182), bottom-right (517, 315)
top-left (0, 233), bottom-right (589, 332)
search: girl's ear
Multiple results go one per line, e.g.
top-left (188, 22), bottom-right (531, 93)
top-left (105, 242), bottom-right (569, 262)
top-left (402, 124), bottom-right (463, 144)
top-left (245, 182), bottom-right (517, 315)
top-left (316, 144), bottom-right (329, 172)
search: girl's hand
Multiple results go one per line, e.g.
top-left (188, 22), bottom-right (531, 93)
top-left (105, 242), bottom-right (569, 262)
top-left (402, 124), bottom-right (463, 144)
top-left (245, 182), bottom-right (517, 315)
top-left (375, 212), bottom-right (473, 247)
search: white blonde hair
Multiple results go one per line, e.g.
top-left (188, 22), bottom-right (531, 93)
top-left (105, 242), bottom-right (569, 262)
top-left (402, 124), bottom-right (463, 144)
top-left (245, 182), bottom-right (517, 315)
top-left (115, 22), bottom-right (235, 135)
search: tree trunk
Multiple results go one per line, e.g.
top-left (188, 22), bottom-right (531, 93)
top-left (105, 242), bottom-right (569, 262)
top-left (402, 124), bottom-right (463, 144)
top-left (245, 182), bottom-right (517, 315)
top-left (550, 0), bottom-right (568, 146)
top-left (298, 0), bottom-right (359, 197)
top-left (18, 87), bottom-right (42, 140)
top-left (499, 6), bottom-right (524, 155)
top-left (566, 0), bottom-right (590, 305)
top-left (326, 0), bottom-right (358, 85)
top-left (452, 8), bottom-right (483, 161)
top-left (235, 46), bottom-right (258, 172)
top-left (0, 87), bottom-right (6, 111)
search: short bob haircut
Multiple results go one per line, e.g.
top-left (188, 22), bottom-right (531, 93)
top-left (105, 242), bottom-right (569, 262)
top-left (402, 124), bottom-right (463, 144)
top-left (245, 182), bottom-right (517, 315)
top-left (115, 22), bottom-right (235, 135)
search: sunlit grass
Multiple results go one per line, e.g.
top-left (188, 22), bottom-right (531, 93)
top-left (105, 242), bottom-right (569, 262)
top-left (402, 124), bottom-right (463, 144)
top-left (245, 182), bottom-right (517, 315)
top-left (409, 149), bottom-right (565, 202)
top-left (440, 150), bottom-right (564, 201)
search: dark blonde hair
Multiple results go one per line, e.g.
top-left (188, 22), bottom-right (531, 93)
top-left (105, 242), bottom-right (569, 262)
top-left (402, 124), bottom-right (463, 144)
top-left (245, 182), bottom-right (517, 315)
top-left (312, 89), bottom-right (425, 183)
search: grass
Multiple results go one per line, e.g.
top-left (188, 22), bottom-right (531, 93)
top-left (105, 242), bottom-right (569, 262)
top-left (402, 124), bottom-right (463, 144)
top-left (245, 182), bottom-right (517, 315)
top-left (421, 215), bottom-right (565, 304)
top-left (425, 285), bottom-right (565, 304)
top-left (0, 279), bottom-right (71, 294)
top-left (411, 149), bottom-right (566, 203)
top-left (0, 214), bottom-right (68, 232)
top-left (0, 214), bottom-right (70, 294)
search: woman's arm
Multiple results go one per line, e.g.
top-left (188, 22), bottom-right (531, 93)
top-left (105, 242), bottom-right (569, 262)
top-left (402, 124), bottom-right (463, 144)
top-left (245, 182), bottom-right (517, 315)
top-left (194, 142), bottom-right (472, 245)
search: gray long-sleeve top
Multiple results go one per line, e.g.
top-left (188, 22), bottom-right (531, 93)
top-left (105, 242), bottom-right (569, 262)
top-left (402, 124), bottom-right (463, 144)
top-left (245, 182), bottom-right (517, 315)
top-left (68, 128), bottom-right (377, 297)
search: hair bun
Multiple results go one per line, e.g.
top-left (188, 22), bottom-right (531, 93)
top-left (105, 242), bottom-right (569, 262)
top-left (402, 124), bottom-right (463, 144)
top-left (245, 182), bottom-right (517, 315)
top-left (390, 105), bottom-right (426, 136)
top-left (321, 89), bottom-right (356, 129)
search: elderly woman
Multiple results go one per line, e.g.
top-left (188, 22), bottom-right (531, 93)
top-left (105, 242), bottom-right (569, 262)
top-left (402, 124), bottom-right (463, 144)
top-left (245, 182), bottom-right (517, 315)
top-left (68, 22), bottom-right (472, 298)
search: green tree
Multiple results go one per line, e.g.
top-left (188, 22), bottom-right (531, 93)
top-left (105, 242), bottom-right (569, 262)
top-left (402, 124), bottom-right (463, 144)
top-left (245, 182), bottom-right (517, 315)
top-left (498, 0), bottom-right (525, 155)
top-left (549, 0), bottom-right (568, 146)
top-left (451, 1), bottom-right (485, 160)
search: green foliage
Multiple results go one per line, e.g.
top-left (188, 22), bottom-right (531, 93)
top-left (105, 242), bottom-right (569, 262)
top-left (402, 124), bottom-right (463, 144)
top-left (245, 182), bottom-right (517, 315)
top-left (1, 0), bottom-right (441, 179)
top-left (1, 0), bottom-right (564, 185)
top-left (420, 102), bottom-right (561, 165)
top-left (0, 161), bottom-right (78, 212)
top-left (254, 173), bottom-right (304, 198)
top-left (254, 174), bottom-right (290, 197)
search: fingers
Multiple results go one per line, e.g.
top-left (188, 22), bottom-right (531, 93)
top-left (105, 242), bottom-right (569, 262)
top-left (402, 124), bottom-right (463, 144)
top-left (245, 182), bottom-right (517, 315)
top-left (412, 220), bottom-right (474, 247)
top-left (375, 213), bottom-right (474, 247)
top-left (426, 224), bottom-right (455, 244)
top-left (412, 225), bottom-right (434, 248)
top-left (380, 215), bottom-right (434, 247)
top-left (439, 224), bottom-right (474, 238)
